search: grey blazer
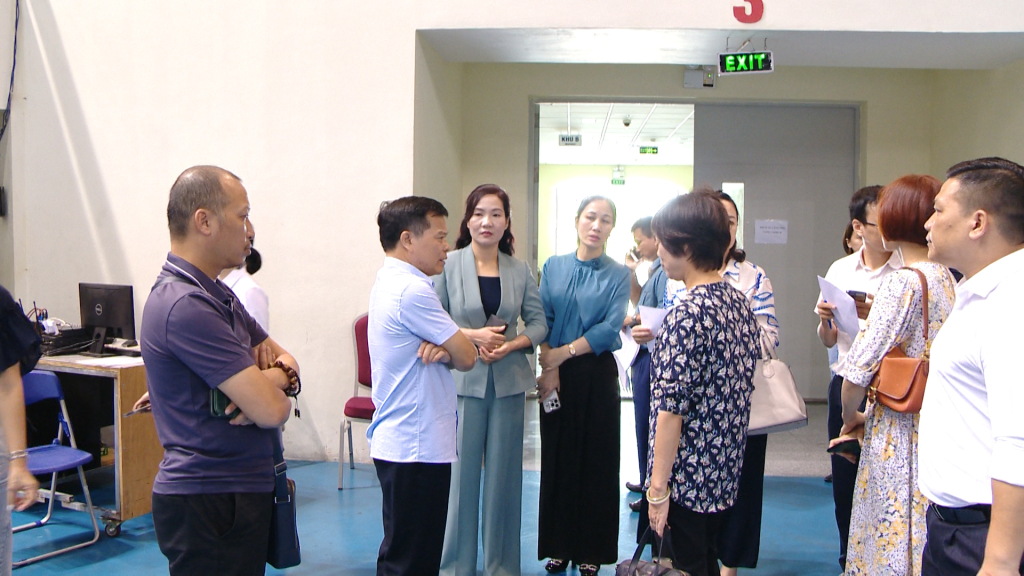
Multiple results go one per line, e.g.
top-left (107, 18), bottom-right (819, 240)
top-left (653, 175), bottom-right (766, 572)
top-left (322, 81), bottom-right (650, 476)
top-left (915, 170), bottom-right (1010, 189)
top-left (433, 247), bottom-right (547, 399)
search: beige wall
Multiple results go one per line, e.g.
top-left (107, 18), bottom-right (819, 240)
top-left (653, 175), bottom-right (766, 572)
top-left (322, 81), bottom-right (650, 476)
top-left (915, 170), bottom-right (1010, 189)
top-left (461, 64), bottom-right (938, 224)
top-left (414, 35), bottom-right (464, 216)
top-left (931, 59), bottom-right (1024, 176)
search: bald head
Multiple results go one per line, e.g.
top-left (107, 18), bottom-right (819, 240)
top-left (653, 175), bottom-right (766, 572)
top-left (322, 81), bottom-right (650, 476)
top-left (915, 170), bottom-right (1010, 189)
top-left (167, 165), bottom-right (241, 240)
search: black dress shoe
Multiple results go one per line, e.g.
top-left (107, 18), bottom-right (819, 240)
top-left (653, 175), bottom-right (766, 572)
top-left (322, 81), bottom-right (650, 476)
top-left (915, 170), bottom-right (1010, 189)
top-left (579, 563), bottom-right (600, 576)
top-left (629, 498), bottom-right (643, 512)
top-left (545, 559), bottom-right (569, 573)
top-left (824, 473), bottom-right (833, 483)
top-left (625, 481), bottom-right (642, 493)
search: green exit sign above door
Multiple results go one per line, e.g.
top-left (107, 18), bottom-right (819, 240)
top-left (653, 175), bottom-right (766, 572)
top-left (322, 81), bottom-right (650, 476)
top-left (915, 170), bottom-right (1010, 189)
top-left (718, 51), bottom-right (774, 75)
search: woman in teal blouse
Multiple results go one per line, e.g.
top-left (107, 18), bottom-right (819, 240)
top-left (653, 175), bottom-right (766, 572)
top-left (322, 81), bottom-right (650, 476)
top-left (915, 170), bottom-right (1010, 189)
top-left (536, 196), bottom-right (631, 576)
top-left (434, 184), bottom-right (548, 576)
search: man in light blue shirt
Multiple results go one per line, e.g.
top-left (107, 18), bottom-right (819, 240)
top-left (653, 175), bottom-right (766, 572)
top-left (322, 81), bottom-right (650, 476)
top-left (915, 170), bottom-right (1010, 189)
top-left (368, 196), bottom-right (476, 575)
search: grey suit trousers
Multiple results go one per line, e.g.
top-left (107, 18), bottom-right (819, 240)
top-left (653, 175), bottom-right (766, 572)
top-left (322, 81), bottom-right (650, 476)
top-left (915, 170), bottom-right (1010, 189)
top-left (440, 374), bottom-right (525, 576)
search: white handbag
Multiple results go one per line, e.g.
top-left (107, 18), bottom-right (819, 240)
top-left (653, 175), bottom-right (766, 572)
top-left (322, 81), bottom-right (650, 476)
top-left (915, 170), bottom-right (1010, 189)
top-left (747, 344), bottom-right (808, 436)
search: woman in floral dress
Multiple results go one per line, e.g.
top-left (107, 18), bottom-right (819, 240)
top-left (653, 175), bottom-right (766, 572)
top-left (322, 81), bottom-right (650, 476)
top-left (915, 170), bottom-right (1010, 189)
top-left (830, 175), bottom-right (956, 575)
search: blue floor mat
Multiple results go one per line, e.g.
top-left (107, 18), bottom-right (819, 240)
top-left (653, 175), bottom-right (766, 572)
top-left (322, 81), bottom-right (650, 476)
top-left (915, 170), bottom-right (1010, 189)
top-left (11, 462), bottom-right (840, 575)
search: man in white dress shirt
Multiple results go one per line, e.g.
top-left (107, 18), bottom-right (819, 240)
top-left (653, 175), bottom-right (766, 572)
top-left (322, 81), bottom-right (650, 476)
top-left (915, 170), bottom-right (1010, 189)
top-left (814, 185), bottom-right (902, 572)
top-left (221, 248), bottom-right (270, 331)
top-left (919, 157), bottom-right (1024, 576)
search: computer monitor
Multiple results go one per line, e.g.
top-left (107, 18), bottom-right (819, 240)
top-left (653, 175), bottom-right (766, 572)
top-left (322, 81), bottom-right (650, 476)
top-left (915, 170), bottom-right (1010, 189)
top-left (79, 283), bottom-right (135, 357)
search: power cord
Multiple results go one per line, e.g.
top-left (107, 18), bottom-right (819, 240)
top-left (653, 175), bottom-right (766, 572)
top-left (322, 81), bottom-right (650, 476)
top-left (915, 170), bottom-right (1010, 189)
top-left (0, 0), bottom-right (19, 144)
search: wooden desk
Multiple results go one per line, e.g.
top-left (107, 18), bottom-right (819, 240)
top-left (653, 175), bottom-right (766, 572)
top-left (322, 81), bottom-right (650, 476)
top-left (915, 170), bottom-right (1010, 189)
top-left (37, 355), bottom-right (161, 535)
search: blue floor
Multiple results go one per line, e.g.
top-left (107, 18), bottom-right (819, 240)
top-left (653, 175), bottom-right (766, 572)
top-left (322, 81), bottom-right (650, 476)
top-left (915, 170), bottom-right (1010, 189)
top-left (12, 462), bottom-right (840, 575)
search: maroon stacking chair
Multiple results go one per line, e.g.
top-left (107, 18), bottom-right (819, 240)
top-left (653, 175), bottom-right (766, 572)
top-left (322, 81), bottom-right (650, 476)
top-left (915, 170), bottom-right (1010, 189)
top-left (339, 313), bottom-right (374, 489)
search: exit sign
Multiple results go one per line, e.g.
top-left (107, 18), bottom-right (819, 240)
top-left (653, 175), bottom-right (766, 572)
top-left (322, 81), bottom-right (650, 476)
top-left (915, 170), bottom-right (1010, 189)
top-left (639, 146), bottom-right (658, 155)
top-left (718, 51), bottom-right (774, 75)
top-left (611, 178), bottom-right (625, 185)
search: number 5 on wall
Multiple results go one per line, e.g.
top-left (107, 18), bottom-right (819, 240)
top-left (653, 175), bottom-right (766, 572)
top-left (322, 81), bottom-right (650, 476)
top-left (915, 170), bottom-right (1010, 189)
top-left (734, 0), bottom-right (764, 23)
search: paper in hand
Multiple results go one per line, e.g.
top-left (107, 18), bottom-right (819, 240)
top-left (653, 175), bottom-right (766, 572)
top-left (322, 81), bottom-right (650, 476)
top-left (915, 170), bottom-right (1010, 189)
top-left (638, 305), bottom-right (670, 337)
top-left (816, 276), bottom-right (861, 338)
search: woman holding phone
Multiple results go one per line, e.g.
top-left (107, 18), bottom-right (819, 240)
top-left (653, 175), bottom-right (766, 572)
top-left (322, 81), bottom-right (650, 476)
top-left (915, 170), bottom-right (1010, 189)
top-left (434, 184), bottom-right (547, 576)
top-left (536, 196), bottom-right (630, 576)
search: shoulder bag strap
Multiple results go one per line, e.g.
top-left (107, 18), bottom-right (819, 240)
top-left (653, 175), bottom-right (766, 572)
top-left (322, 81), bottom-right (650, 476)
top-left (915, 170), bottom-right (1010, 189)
top-left (902, 267), bottom-right (930, 353)
top-left (272, 431), bottom-right (289, 501)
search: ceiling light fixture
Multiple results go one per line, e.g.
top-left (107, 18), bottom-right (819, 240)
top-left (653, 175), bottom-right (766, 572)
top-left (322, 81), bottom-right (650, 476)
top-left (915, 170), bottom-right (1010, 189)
top-left (629, 104), bottom-right (658, 147)
top-left (598, 104), bottom-right (614, 149)
top-left (664, 110), bottom-right (695, 141)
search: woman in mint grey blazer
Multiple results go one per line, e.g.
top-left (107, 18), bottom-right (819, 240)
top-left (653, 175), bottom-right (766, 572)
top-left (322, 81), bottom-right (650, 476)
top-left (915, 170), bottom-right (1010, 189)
top-left (434, 184), bottom-right (547, 576)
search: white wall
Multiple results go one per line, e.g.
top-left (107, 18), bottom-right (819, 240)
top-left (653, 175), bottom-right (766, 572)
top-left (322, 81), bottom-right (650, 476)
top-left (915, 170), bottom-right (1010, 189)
top-left (10, 1), bottom-right (422, 459)
top-left (417, 0), bottom-right (1024, 32)
top-left (5, 0), bottom-right (1024, 461)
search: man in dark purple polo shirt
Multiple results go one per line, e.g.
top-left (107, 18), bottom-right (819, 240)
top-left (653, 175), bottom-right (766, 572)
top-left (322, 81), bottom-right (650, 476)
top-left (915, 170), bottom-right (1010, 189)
top-left (140, 165), bottom-right (298, 576)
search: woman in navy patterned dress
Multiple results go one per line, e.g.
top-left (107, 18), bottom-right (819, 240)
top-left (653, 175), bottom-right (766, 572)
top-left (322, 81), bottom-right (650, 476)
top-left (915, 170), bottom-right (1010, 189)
top-left (644, 190), bottom-right (762, 576)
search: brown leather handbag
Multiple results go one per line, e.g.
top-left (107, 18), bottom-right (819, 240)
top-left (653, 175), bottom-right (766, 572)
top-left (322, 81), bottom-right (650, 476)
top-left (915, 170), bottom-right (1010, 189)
top-left (867, 268), bottom-right (930, 414)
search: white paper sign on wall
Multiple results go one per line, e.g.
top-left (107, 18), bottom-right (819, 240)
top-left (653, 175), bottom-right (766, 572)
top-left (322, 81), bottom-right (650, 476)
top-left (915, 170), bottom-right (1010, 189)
top-left (755, 219), bottom-right (788, 244)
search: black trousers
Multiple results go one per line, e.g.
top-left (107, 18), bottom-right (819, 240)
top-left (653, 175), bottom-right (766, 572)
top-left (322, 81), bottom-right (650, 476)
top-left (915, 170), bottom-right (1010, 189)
top-left (716, 434), bottom-right (768, 568)
top-left (152, 491), bottom-right (274, 576)
top-left (538, 352), bottom-right (620, 565)
top-left (921, 505), bottom-right (1024, 576)
top-left (374, 459), bottom-right (451, 576)
top-left (640, 501), bottom-right (724, 576)
top-left (827, 373), bottom-right (858, 571)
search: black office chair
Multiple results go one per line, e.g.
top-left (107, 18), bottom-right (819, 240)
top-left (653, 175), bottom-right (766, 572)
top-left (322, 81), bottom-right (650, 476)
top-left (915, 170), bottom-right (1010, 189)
top-left (13, 370), bottom-right (101, 568)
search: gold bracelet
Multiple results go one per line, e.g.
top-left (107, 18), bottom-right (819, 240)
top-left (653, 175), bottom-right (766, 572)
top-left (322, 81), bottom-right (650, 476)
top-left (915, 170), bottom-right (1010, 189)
top-left (646, 487), bottom-right (670, 505)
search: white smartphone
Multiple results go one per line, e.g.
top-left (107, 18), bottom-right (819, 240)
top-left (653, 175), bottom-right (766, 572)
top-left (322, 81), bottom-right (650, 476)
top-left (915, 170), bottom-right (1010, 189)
top-left (542, 390), bottom-right (561, 413)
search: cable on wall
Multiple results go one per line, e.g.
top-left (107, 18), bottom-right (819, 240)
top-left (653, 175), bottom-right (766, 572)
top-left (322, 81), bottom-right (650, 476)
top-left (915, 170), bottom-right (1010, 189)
top-left (0, 0), bottom-right (20, 144)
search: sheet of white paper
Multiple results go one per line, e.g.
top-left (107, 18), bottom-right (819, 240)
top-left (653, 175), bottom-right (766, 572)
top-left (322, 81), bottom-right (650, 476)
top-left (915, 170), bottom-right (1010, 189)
top-left (613, 328), bottom-right (640, 392)
top-left (755, 219), bottom-right (789, 244)
top-left (614, 327), bottom-right (640, 368)
top-left (638, 305), bottom-right (670, 336)
top-left (71, 355), bottom-right (144, 368)
top-left (817, 276), bottom-right (861, 338)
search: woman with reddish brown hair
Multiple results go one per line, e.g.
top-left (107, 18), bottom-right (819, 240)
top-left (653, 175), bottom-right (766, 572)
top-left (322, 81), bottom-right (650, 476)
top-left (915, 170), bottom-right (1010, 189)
top-left (829, 175), bottom-right (956, 575)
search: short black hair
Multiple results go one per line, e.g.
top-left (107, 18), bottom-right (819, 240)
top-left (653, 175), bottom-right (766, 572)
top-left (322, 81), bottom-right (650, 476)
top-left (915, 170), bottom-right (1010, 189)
top-left (377, 196), bottom-right (449, 252)
top-left (652, 188), bottom-right (730, 272)
top-left (167, 165), bottom-right (241, 240)
top-left (245, 248), bottom-right (262, 275)
top-left (947, 157), bottom-right (1024, 244)
top-left (849, 185), bottom-right (883, 224)
top-left (631, 216), bottom-right (653, 238)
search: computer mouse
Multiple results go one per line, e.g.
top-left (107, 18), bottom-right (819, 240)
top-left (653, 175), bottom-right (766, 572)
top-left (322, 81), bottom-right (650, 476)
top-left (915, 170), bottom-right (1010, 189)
top-left (123, 339), bottom-right (139, 347)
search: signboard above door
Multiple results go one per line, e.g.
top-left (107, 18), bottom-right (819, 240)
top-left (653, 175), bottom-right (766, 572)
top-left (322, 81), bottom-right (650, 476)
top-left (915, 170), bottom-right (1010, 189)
top-left (718, 51), bottom-right (774, 76)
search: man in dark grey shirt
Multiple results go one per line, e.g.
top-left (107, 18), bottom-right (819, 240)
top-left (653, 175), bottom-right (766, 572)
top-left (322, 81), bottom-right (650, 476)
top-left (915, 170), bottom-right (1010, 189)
top-left (140, 166), bottom-right (298, 576)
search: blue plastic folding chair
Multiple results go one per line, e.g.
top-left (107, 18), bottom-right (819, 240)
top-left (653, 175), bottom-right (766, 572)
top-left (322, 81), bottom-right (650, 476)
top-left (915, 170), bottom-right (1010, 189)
top-left (12, 370), bottom-right (100, 568)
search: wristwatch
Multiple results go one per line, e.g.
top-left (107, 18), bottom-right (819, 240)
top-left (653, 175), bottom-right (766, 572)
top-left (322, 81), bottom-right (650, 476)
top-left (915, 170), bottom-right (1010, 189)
top-left (568, 343), bottom-right (577, 357)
